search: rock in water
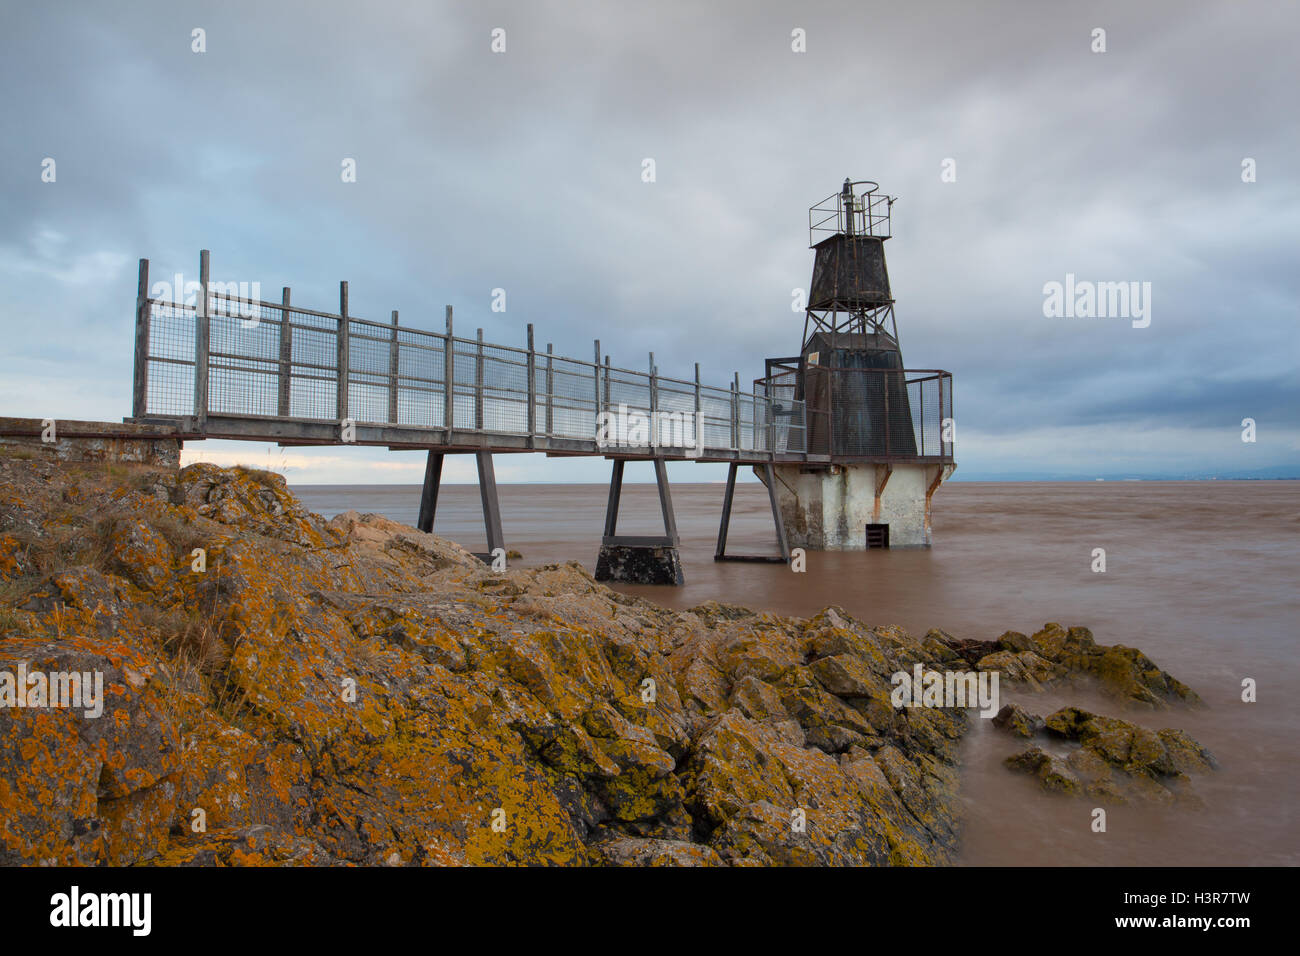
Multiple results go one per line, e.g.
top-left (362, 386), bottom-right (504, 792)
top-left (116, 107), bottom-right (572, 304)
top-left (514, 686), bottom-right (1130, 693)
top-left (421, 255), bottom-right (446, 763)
top-left (992, 703), bottom-right (1045, 738)
top-left (932, 621), bottom-right (1201, 708)
top-left (1004, 706), bottom-right (1216, 805)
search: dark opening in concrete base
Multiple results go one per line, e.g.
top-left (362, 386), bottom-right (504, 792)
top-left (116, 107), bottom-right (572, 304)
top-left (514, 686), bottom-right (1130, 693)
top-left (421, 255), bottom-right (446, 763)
top-left (594, 544), bottom-right (685, 586)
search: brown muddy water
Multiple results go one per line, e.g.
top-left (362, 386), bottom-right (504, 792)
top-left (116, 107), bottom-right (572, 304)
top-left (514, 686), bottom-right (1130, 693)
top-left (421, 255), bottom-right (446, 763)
top-left (294, 480), bottom-right (1299, 866)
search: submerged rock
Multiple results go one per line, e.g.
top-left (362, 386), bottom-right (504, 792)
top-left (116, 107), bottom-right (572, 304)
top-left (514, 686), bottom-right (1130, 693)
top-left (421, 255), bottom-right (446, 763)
top-left (1005, 705), bottom-right (1216, 805)
top-left (992, 703), bottom-right (1045, 738)
top-left (934, 621), bottom-right (1201, 709)
top-left (1004, 747), bottom-right (1081, 794)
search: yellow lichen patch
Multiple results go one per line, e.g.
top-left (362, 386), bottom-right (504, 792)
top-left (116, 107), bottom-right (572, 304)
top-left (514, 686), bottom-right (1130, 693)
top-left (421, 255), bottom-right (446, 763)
top-left (0, 533), bottom-right (21, 579)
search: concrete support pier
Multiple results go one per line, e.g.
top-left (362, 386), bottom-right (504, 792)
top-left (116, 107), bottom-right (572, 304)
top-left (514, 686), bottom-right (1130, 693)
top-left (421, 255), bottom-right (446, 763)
top-left (768, 462), bottom-right (954, 550)
top-left (594, 458), bottom-right (685, 585)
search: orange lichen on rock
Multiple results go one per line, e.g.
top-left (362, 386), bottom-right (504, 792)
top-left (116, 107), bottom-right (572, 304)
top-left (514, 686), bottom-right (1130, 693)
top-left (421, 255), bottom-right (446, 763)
top-left (0, 457), bottom-right (997, 866)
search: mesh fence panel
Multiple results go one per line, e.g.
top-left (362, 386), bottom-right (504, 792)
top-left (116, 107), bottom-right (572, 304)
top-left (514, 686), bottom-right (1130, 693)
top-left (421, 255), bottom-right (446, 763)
top-left (208, 297), bottom-right (280, 416)
top-left (145, 301), bottom-right (196, 416)
top-left (547, 356), bottom-right (597, 439)
top-left (396, 328), bottom-right (444, 428)
top-left (651, 379), bottom-right (698, 449)
top-left (753, 367), bottom-right (951, 459)
top-left (755, 371), bottom-right (806, 454)
top-left (477, 342), bottom-right (529, 434)
top-left (346, 320), bottom-right (389, 424)
top-left (287, 310), bottom-right (338, 420)
top-left (698, 388), bottom-right (733, 451)
top-left (140, 284), bottom-right (939, 460)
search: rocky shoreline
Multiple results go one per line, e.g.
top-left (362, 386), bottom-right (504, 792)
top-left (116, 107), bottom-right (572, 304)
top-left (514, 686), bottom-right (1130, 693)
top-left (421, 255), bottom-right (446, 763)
top-left (0, 455), bottom-right (1212, 865)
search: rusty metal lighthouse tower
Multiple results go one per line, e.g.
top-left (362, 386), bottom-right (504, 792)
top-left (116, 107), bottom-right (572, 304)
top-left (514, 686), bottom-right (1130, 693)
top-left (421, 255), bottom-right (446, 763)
top-left (757, 178), bottom-right (955, 549)
top-left (806, 180), bottom-right (899, 352)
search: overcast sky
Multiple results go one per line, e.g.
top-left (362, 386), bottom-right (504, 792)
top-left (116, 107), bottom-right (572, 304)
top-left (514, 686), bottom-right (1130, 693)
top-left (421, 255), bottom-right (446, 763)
top-left (2, 0), bottom-right (1296, 484)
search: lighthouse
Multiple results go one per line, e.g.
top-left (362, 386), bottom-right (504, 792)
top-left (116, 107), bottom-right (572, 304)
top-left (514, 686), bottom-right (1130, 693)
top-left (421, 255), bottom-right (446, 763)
top-left (757, 179), bottom-right (955, 549)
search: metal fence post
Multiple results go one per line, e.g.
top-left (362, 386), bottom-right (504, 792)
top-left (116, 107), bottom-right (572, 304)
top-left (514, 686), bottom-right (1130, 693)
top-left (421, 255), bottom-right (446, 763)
top-left (475, 327), bottom-right (484, 431)
top-left (918, 376), bottom-right (924, 457)
top-left (730, 371), bottom-right (739, 451)
top-left (336, 281), bottom-right (349, 422)
top-left (944, 373), bottom-right (953, 459)
top-left (443, 305), bottom-right (454, 432)
top-left (648, 351), bottom-right (657, 450)
top-left (277, 287), bottom-right (292, 417)
top-left (694, 362), bottom-right (701, 452)
top-left (603, 355), bottom-right (611, 411)
top-left (388, 309), bottom-right (399, 424)
top-left (194, 249), bottom-right (210, 424)
top-left (756, 376), bottom-right (765, 452)
top-left (593, 339), bottom-right (602, 423)
top-left (545, 342), bottom-right (554, 437)
top-left (525, 324), bottom-right (536, 439)
top-left (765, 380), bottom-right (775, 455)
top-left (133, 258), bottom-right (149, 418)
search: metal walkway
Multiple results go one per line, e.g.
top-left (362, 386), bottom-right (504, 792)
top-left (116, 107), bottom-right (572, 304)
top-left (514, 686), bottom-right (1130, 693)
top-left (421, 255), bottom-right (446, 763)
top-left (130, 252), bottom-right (825, 464)
top-left (126, 251), bottom-right (954, 578)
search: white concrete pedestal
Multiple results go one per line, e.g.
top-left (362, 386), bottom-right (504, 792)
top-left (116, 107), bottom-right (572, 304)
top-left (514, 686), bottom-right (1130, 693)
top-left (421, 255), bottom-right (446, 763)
top-left (766, 462), bottom-right (954, 550)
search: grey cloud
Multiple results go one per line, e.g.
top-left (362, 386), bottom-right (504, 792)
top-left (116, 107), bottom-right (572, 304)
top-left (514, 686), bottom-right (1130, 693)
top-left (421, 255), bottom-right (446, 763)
top-left (0, 0), bottom-right (1295, 480)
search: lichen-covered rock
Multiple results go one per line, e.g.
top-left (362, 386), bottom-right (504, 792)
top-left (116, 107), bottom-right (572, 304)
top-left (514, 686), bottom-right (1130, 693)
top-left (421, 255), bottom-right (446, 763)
top-left (1155, 728), bottom-right (1218, 775)
top-left (0, 457), bottom-right (1206, 866)
top-left (0, 456), bottom-right (978, 866)
top-left (1028, 624), bottom-right (1200, 707)
top-left (597, 836), bottom-right (723, 866)
top-left (995, 630), bottom-right (1035, 653)
top-left (1007, 706), bottom-right (1216, 805)
top-left (935, 622), bottom-right (1200, 708)
top-left (992, 703), bottom-right (1044, 738)
top-left (975, 649), bottom-right (1062, 689)
top-left (0, 635), bottom-right (181, 864)
top-left (1004, 747), bottom-right (1081, 794)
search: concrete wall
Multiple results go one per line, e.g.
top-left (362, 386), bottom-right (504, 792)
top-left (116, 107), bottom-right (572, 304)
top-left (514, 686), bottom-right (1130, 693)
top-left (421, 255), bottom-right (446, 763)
top-left (0, 418), bottom-right (180, 469)
top-left (767, 462), bottom-right (953, 550)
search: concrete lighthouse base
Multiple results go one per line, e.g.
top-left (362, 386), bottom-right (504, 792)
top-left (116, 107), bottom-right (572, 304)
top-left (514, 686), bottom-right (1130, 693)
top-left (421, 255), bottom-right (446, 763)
top-left (766, 462), bottom-right (955, 550)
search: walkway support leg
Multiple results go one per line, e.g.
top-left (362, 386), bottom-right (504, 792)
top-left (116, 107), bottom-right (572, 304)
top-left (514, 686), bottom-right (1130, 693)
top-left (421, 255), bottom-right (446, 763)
top-left (415, 450), bottom-right (506, 567)
top-left (715, 461), bottom-right (790, 563)
top-left (417, 450), bottom-right (444, 533)
top-left (602, 458), bottom-right (625, 538)
top-left (714, 462), bottom-right (738, 559)
top-left (654, 457), bottom-right (679, 545)
top-left (765, 461), bottom-right (791, 562)
top-left (476, 450), bottom-right (505, 561)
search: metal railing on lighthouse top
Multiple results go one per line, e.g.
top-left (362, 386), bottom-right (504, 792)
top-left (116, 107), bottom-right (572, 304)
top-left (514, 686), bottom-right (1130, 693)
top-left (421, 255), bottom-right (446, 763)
top-left (808, 180), bottom-right (895, 244)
